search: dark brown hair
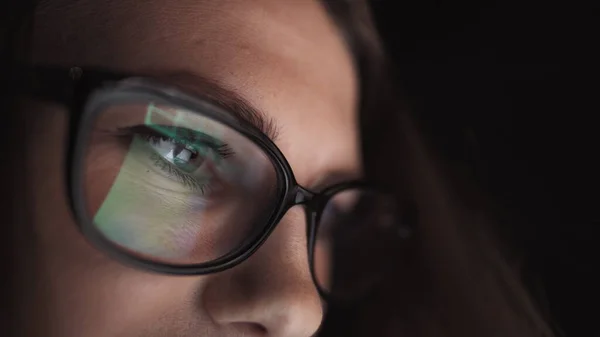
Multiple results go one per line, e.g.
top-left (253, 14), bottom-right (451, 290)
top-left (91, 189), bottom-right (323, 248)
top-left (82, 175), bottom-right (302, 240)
top-left (324, 1), bottom-right (556, 336)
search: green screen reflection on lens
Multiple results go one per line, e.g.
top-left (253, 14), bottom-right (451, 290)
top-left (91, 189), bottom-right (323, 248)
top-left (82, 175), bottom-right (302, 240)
top-left (93, 103), bottom-right (224, 262)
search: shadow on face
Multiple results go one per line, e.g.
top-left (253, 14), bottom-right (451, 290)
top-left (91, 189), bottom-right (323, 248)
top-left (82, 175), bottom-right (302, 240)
top-left (13, 0), bottom-right (359, 336)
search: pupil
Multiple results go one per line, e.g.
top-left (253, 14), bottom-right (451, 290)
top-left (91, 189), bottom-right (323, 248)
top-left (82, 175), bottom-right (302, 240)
top-left (172, 144), bottom-right (190, 160)
top-left (170, 144), bottom-right (203, 172)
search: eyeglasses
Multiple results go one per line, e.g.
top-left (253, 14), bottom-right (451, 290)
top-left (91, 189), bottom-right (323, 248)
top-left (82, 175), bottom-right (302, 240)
top-left (13, 65), bottom-right (404, 300)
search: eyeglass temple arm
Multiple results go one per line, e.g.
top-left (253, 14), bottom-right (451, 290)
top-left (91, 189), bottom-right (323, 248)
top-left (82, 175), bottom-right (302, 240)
top-left (9, 65), bottom-right (127, 105)
top-left (8, 65), bottom-right (79, 104)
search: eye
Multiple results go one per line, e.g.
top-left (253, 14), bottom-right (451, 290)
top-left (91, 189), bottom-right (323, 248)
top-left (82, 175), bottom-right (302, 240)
top-left (121, 125), bottom-right (235, 194)
top-left (145, 134), bottom-right (206, 174)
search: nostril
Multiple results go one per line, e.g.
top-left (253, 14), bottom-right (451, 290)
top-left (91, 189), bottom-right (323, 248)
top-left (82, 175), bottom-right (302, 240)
top-left (230, 322), bottom-right (267, 336)
top-left (226, 322), bottom-right (268, 337)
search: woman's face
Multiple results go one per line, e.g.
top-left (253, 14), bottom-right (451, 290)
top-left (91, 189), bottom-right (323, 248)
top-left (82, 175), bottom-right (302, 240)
top-left (18, 0), bottom-right (358, 336)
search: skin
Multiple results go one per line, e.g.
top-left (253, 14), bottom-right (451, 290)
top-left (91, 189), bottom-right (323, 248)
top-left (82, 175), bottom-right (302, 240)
top-left (17, 0), bottom-right (359, 336)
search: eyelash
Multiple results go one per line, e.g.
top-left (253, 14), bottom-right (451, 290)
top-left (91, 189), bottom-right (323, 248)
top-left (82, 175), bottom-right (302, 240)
top-left (121, 125), bottom-right (235, 194)
top-left (144, 133), bottom-right (235, 160)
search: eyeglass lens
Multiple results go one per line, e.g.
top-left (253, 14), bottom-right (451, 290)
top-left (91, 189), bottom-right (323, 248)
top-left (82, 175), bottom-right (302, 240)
top-left (313, 188), bottom-right (399, 298)
top-left (79, 89), bottom-right (399, 297)
top-left (82, 101), bottom-right (279, 264)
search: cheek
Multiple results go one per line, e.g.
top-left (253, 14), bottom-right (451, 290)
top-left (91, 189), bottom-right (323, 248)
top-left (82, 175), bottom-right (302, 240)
top-left (47, 265), bottom-right (203, 337)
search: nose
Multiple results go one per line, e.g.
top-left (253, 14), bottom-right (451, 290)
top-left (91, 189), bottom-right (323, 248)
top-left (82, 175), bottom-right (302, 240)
top-left (202, 207), bottom-right (324, 337)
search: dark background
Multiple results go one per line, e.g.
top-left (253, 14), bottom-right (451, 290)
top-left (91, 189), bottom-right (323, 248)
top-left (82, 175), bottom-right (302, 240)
top-left (371, 1), bottom-right (598, 336)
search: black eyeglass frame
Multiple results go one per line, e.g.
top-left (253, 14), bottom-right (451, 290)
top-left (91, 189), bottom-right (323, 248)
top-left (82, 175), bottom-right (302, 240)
top-left (14, 65), bottom-right (383, 299)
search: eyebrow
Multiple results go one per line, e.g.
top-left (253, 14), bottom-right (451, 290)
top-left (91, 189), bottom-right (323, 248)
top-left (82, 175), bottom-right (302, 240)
top-left (152, 70), bottom-right (280, 141)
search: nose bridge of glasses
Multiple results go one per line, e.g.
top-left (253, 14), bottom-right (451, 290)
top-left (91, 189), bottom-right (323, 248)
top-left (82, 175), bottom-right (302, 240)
top-left (291, 186), bottom-right (315, 205)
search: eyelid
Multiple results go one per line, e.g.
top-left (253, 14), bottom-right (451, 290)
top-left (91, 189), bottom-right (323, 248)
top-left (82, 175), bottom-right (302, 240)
top-left (146, 125), bottom-right (224, 148)
top-left (122, 125), bottom-right (222, 149)
top-left (130, 125), bottom-right (237, 168)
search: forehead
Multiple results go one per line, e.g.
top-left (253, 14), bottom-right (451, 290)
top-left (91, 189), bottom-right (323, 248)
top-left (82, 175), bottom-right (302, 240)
top-left (33, 0), bottom-right (359, 182)
top-left (33, 0), bottom-right (356, 108)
